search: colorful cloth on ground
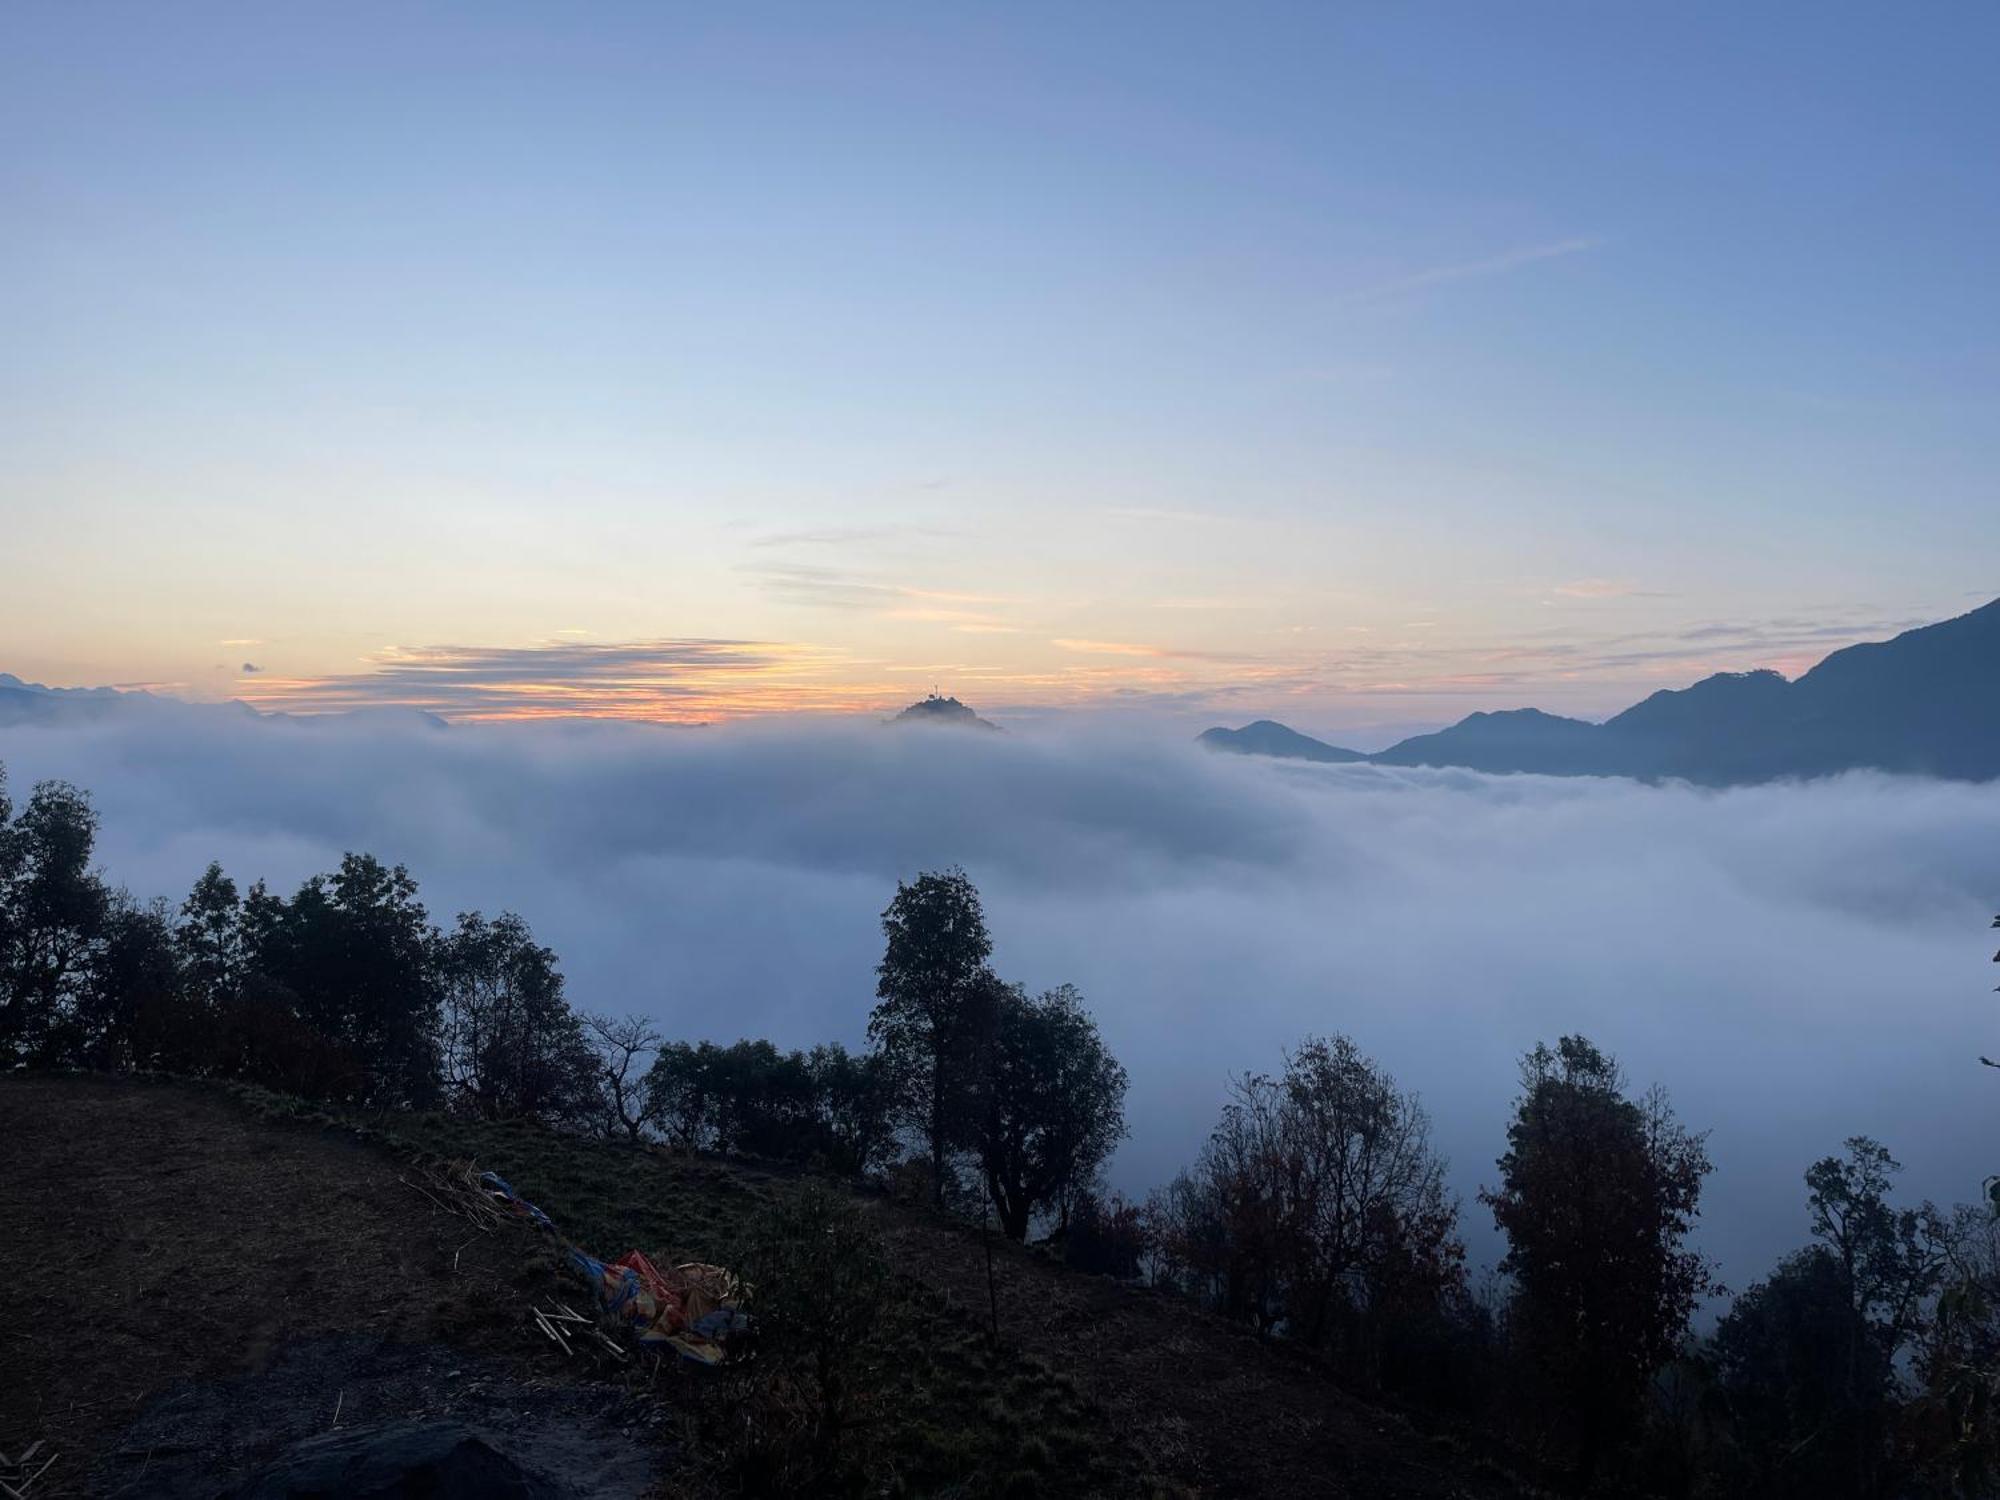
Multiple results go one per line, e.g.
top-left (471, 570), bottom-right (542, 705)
top-left (472, 1160), bottom-right (746, 1365)
top-left (568, 1249), bottom-right (744, 1364)
top-left (479, 1170), bottom-right (555, 1232)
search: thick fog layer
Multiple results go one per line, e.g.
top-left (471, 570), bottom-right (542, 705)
top-left (4, 710), bottom-right (1995, 1291)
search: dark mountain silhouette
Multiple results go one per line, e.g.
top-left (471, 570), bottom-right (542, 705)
top-left (1202, 597), bottom-right (2000, 783)
top-left (1371, 707), bottom-right (1610, 776)
top-left (1198, 719), bottom-right (1366, 763)
top-left (0, 675), bottom-right (446, 731)
top-left (887, 693), bottom-right (1000, 731)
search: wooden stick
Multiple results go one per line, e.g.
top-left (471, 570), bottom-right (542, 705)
top-left (533, 1311), bottom-right (573, 1356)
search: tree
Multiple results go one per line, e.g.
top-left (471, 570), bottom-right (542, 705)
top-left (807, 1042), bottom-right (895, 1176)
top-left (646, 1038), bottom-right (722, 1148)
top-left (0, 778), bottom-right (109, 1062)
top-left (1280, 1035), bottom-right (1464, 1366)
top-left (1146, 1034), bottom-right (1462, 1371)
top-left (642, 1039), bottom-right (896, 1174)
top-left (1714, 1247), bottom-right (1870, 1498)
top-left (975, 982), bottom-right (1128, 1241)
top-left (1145, 1166), bottom-right (1234, 1310)
top-left (437, 910), bottom-right (599, 1125)
top-left (1915, 1207), bottom-right (2000, 1496)
top-left (867, 869), bottom-right (997, 1208)
top-left (585, 1011), bottom-right (666, 1142)
top-left (0, 765), bottom-right (14, 1013)
top-left (1065, 1188), bottom-right (1151, 1280)
top-left (1481, 1035), bottom-right (1716, 1482)
top-left (710, 1039), bottom-right (820, 1157)
top-left (71, 892), bottom-right (188, 1071)
top-left (1805, 1137), bottom-right (1948, 1495)
top-left (237, 853), bottom-right (441, 1106)
top-left (177, 862), bottom-right (242, 1009)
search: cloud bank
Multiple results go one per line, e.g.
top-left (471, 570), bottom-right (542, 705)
top-left (2, 710), bottom-right (1994, 1291)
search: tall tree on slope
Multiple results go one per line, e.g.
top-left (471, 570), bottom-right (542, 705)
top-left (1483, 1035), bottom-right (1715, 1485)
top-left (869, 868), bottom-right (997, 1209)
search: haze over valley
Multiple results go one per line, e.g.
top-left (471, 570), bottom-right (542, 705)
top-left (4, 679), bottom-right (1991, 1293)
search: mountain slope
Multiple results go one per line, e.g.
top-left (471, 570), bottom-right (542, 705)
top-left (887, 693), bottom-right (1000, 730)
top-left (1197, 719), bottom-right (1367, 763)
top-left (1371, 707), bottom-right (1610, 775)
top-left (1204, 597), bottom-right (2000, 783)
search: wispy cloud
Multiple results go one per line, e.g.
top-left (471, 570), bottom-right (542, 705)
top-left (745, 563), bottom-right (1027, 636)
top-left (1341, 237), bottom-right (1601, 307)
top-left (748, 524), bottom-right (957, 550)
top-left (1548, 577), bottom-right (1668, 600)
top-left (1051, 639), bottom-right (1167, 658)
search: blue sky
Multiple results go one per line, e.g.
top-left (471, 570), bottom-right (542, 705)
top-left (4, 2), bottom-right (1995, 739)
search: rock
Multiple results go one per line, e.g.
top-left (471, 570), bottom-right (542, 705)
top-left (233, 1422), bottom-right (564, 1499)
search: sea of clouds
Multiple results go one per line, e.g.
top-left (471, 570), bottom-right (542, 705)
top-left (3, 708), bottom-right (1995, 1293)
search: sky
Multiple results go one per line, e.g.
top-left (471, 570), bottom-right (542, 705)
top-left (4, 3), bottom-right (1997, 743)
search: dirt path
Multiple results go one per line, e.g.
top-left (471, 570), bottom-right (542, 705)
top-left (0, 1076), bottom-right (575, 1497)
top-left (866, 1202), bottom-right (1525, 1499)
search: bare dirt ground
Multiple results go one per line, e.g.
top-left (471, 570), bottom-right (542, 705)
top-left (0, 1075), bottom-right (645, 1498)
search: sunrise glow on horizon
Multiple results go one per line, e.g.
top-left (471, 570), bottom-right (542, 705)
top-left (6, 5), bottom-right (1996, 742)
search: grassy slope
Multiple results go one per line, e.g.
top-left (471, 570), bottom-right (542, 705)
top-left (360, 1105), bottom-right (1156, 1498)
top-left (1, 1075), bottom-right (1530, 1498)
top-left (361, 1104), bottom-right (1530, 1499)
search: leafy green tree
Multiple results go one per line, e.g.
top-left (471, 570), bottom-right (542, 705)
top-left (867, 868), bottom-right (997, 1207)
top-left (438, 909), bottom-right (600, 1124)
top-left (646, 1037), bottom-right (722, 1148)
top-left (176, 862), bottom-right (242, 1009)
top-left (0, 777), bottom-right (109, 1062)
top-left (711, 1038), bottom-right (820, 1157)
top-left (1714, 1140), bottom-right (1951, 1499)
top-left (1915, 1207), bottom-right (2000, 1496)
top-left (1064, 1188), bottom-right (1151, 1280)
top-left (643, 1039), bottom-right (895, 1173)
top-left (72, 893), bottom-right (188, 1071)
top-left (1481, 1035), bottom-right (1716, 1483)
top-left (975, 982), bottom-right (1128, 1240)
top-left (807, 1042), bottom-right (895, 1176)
top-left (1714, 1246), bottom-right (1868, 1497)
top-left (1810, 1138), bottom-right (1949, 1493)
top-left (238, 853), bottom-right (442, 1106)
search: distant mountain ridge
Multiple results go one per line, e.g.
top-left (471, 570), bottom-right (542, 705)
top-left (0, 673), bottom-right (174, 727)
top-left (1198, 720), bottom-right (1366, 763)
top-left (0, 675), bottom-right (444, 730)
top-left (1201, 597), bottom-right (2000, 784)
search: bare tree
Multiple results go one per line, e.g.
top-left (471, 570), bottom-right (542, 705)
top-left (585, 1011), bottom-right (665, 1142)
top-left (1147, 1034), bottom-right (1463, 1368)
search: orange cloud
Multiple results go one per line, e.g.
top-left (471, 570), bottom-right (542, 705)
top-left (235, 639), bottom-right (906, 723)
